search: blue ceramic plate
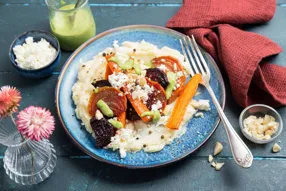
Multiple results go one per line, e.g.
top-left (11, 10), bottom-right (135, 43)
top-left (56, 25), bottom-right (225, 168)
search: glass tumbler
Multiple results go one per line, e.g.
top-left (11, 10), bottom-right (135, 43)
top-left (45, 0), bottom-right (96, 51)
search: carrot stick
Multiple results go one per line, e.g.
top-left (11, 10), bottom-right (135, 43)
top-left (105, 64), bottom-right (113, 80)
top-left (117, 112), bottom-right (126, 127)
top-left (166, 74), bottom-right (202, 130)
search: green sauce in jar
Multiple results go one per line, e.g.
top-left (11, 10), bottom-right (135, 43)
top-left (50, 4), bottom-right (96, 51)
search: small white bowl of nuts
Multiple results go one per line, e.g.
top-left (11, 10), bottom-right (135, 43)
top-left (239, 104), bottom-right (283, 144)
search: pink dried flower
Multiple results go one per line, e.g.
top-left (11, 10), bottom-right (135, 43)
top-left (0, 86), bottom-right (21, 118)
top-left (16, 106), bottom-right (55, 141)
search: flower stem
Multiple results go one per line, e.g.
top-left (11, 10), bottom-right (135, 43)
top-left (10, 115), bottom-right (35, 184)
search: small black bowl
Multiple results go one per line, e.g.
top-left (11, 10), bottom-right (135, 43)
top-left (9, 30), bottom-right (61, 78)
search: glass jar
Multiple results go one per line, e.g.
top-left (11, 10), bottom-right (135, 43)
top-left (45, 0), bottom-right (96, 51)
top-left (0, 116), bottom-right (57, 185)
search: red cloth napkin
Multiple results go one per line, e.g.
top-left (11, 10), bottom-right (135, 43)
top-left (166, 0), bottom-right (286, 108)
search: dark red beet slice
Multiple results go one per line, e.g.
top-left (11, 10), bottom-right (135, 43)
top-left (90, 117), bottom-right (116, 147)
top-left (92, 80), bottom-right (111, 88)
top-left (126, 100), bottom-right (141, 121)
top-left (146, 68), bottom-right (169, 89)
top-left (145, 78), bottom-right (167, 113)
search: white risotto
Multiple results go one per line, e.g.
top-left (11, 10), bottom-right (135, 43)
top-left (72, 41), bottom-right (210, 158)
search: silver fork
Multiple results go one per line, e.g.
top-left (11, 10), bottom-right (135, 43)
top-left (180, 35), bottom-right (253, 168)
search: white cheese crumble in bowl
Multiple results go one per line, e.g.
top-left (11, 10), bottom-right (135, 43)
top-left (239, 104), bottom-right (283, 144)
top-left (9, 30), bottom-right (60, 78)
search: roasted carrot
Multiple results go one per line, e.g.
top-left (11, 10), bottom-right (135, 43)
top-left (117, 112), bottom-right (126, 127)
top-left (166, 74), bottom-right (202, 130)
top-left (105, 64), bottom-right (113, 80)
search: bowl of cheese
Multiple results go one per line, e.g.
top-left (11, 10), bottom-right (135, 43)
top-left (239, 104), bottom-right (283, 144)
top-left (9, 30), bottom-right (61, 78)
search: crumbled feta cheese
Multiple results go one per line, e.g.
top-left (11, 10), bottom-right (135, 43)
top-left (195, 112), bottom-right (204, 118)
top-left (161, 59), bottom-right (166, 62)
top-left (13, 37), bottom-right (57, 70)
top-left (113, 40), bottom-right (119, 48)
top-left (118, 92), bottom-right (123, 96)
top-left (108, 73), bottom-right (129, 88)
top-left (151, 100), bottom-right (162, 111)
top-left (176, 71), bottom-right (184, 78)
top-left (119, 148), bottom-right (127, 158)
top-left (191, 100), bottom-right (210, 111)
top-left (95, 110), bottom-right (103, 120)
top-left (158, 64), bottom-right (167, 72)
top-left (131, 84), bottom-right (154, 103)
top-left (243, 114), bottom-right (279, 140)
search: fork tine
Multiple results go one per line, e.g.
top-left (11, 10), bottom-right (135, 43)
top-left (187, 36), bottom-right (206, 75)
top-left (191, 35), bottom-right (210, 75)
top-left (182, 36), bottom-right (199, 74)
top-left (179, 39), bottom-right (195, 76)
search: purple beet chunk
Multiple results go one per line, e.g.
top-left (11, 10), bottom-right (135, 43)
top-left (92, 80), bottom-right (111, 88)
top-left (90, 118), bottom-right (115, 147)
top-left (145, 68), bottom-right (169, 89)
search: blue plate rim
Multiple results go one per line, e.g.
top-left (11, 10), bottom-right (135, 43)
top-left (55, 25), bottom-right (226, 169)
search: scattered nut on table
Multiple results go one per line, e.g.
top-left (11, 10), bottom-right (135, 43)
top-left (211, 162), bottom-right (216, 168)
top-left (208, 154), bottom-right (214, 163)
top-left (215, 162), bottom-right (225, 171)
top-left (214, 142), bottom-right (223, 156)
top-left (272, 143), bottom-right (281, 153)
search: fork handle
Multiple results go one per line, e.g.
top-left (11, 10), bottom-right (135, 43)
top-left (205, 85), bottom-right (253, 168)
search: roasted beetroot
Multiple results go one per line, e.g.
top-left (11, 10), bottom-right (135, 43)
top-left (126, 100), bottom-right (141, 121)
top-left (90, 117), bottom-right (116, 147)
top-left (146, 68), bottom-right (169, 89)
top-left (88, 87), bottom-right (127, 117)
top-left (145, 78), bottom-right (167, 113)
top-left (92, 80), bottom-right (111, 88)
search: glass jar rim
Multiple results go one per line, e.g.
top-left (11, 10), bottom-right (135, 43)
top-left (45, 0), bottom-right (88, 12)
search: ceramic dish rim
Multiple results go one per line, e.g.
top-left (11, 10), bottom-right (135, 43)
top-left (55, 24), bottom-right (226, 169)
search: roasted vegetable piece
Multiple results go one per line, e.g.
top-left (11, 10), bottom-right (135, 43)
top-left (90, 117), bottom-right (116, 147)
top-left (145, 68), bottom-right (169, 89)
top-left (145, 78), bottom-right (167, 113)
top-left (151, 56), bottom-right (186, 104)
top-left (166, 74), bottom-right (202, 130)
top-left (126, 100), bottom-right (141, 121)
top-left (92, 80), bottom-right (111, 88)
top-left (88, 87), bottom-right (127, 117)
top-left (106, 61), bottom-right (152, 122)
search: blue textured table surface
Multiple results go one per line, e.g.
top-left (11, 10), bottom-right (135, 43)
top-left (0, 1), bottom-right (286, 190)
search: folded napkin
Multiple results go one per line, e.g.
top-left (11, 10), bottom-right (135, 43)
top-left (167, 0), bottom-right (286, 108)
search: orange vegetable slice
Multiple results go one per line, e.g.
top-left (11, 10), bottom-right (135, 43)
top-left (166, 74), bottom-right (202, 130)
top-left (88, 87), bottom-right (127, 117)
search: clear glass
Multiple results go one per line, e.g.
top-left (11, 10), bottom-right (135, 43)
top-left (45, 0), bottom-right (96, 51)
top-left (0, 116), bottom-right (57, 185)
